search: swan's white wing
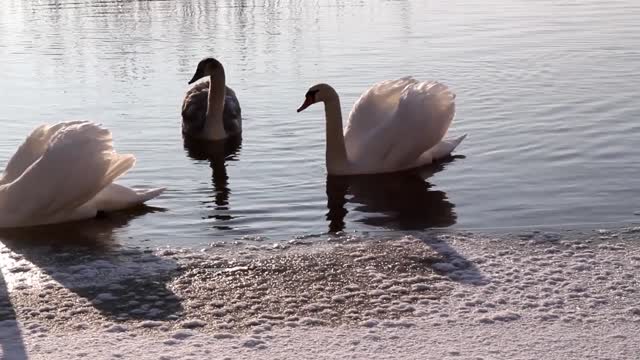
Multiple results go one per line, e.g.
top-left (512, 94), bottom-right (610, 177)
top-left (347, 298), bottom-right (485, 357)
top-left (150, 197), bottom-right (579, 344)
top-left (344, 77), bottom-right (418, 159)
top-left (370, 81), bottom-right (457, 172)
top-left (0, 122), bottom-right (135, 227)
top-left (388, 81), bottom-right (456, 166)
top-left (1, 121), bottom-right (87, 185)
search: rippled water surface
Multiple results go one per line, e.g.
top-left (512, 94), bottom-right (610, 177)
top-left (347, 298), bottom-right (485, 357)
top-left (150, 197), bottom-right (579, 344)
top-left (1, 0), bottom-right (639, 246)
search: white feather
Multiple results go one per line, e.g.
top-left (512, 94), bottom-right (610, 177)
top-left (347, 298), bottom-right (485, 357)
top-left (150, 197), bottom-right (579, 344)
top-left (0, 121), bottom-right (165, 228)
top-left (344, 77), bottom-right (464, 174)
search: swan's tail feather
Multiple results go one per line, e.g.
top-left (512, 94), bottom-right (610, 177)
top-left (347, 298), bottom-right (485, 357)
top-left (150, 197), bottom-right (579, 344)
top-left (411, 134), bottom-right (466, 169)
top-left (432, 134), bottom-right (467, 160)
top-left (90, 184), bottom-right (166, 212)
top-left (134, 187), bottom-right (166, 204)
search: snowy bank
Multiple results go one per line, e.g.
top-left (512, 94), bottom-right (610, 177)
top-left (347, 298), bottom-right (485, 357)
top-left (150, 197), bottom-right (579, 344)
top-left (1, 228), bottom-right (640, 359)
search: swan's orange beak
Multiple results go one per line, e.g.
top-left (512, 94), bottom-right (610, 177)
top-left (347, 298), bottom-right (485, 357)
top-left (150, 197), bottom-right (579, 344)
top-left (297, 97), bottom-right (314, 113)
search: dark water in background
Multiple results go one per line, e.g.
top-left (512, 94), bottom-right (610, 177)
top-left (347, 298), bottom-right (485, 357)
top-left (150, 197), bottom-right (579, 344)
top-left (0, 0), bottom-right (639, 246)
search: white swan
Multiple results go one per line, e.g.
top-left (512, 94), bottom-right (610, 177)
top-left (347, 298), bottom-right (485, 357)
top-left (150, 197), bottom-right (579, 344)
top-left (181, 57), bottom-right (242, 141)
top-left (297, 77), bottom-right (466, 175)
top-left (0, 121), bottom-right (165, 228)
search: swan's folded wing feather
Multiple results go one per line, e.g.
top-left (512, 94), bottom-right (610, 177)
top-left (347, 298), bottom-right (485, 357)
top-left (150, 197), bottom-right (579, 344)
top-left (1, 121), bottom-right (87, 185)
top-left (181, 79), bottom-right (209, 134)
top-left (344, 77), bottom-right (418, 158)
top-left (224, 86), bottom-right (241, 117)
top-left (223, 86), bottom-right (242, 135)
top-left (373, 81), bottom-right (456, 170)
top-left (0, 122), bottom-right (135, 226)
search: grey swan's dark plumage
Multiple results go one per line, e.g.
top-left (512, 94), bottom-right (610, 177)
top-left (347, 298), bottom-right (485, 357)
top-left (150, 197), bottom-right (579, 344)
top-left (181, 58), bottom-right (242, 140)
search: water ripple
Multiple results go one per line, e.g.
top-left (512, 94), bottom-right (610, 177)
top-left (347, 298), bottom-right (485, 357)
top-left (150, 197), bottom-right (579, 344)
top-left (0, 0), bottom-right (638, 246)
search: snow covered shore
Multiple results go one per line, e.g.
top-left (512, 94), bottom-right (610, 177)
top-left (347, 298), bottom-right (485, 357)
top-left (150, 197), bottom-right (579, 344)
top-left (1, 227), bottom-right (639, 359)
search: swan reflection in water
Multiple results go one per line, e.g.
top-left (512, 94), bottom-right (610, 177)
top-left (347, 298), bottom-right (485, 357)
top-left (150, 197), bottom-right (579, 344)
top-left (183, 136), bottom-right (242, 230)
top-left (326, 157), bottom-right (461, 232)
top-left (0, 206), bottom-right (164, 250)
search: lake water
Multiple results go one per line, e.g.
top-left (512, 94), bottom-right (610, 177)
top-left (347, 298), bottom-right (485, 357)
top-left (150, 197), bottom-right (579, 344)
top-left (0, 0), bottom-right (639, 247)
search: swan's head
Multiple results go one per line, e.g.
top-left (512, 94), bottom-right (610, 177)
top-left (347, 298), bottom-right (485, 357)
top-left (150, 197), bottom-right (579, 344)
top-left (297, 83), bottom-right (338, 112)
top-left (188, 57), bottom-right (223, 84)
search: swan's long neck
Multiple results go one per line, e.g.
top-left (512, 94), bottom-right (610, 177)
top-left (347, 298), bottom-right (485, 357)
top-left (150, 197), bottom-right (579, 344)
top-left (204, 69), bottom-right (227, 140)
top-left (0, 181), bottom-right (6, 208)
top-left (323, 93), bottom-right (349, 174)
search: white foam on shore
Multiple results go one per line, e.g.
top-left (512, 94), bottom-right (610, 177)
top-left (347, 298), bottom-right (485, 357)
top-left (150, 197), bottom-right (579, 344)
top-left (2, 320), bottom-right (638, 360)
top-left (1, 229), bottom-right (640, 359)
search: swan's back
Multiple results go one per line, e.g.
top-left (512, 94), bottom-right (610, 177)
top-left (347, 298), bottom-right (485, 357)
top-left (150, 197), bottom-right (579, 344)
top-left (181, 78), bottom-right (242, 137)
